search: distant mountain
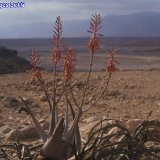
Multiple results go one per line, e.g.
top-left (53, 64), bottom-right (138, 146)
top-left (63, 12), bottom-right (160, 37)
top-left (102, 12), bottom-right (160, 37)
top-left (1, 12), bottom-right (160, 38)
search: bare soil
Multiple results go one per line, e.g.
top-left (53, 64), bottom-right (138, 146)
top-left (0, 70), bottom-right (160, 144)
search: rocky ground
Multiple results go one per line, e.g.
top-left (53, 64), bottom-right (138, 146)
top-left (0, 70), bottom-right (160, 158)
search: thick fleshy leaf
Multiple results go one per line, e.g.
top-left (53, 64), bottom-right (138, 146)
top-left (41, 118), bottom-right (65, 159)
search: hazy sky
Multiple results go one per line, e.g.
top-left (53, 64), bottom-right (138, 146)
top-left (0, 0), bottom-right (160, 38)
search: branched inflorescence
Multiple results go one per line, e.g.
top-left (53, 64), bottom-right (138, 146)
top-left (51, 16), bottom-right (62, 65)
top-left (53, 16), bottom-right (62, 48)
top-left (63, 47), bottom-right (77, 81)
top-left (106, 48), bottom-right (119, 75)
top-left (88, 14), bottom-right (102, 54)
top-left (30, 49), bottom-right (42, 81)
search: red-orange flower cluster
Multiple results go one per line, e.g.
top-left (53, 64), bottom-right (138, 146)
top-left (106, 48), bottom-right (119, 74)
top-left (51, 48), bottom-right (61, 64)
top-left (30, 49), bottom-right (42, 81)
top-left (31, 69), bottom-right (42, 81)
top-left (63, 47), bottom-right (76, 81)
top-left (88, 36), bottom-right (100, 53)
top-left (30, 49), bottom-right (40, 68)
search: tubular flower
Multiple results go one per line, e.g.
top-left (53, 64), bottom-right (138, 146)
top-left (51, 48), bottom-right (61, 64)
top-left (106, 48), bottom-right (119, 74)
top-left (63, 47), bottom-right (76, 81)
top-left (88, 14), bottom-right (102, 54)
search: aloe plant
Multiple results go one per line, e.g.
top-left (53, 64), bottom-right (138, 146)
top-left (19, 14), bottom-right (118, 160)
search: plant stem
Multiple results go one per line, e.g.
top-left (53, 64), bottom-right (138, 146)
top-left (69, 81), bottom-right (79, 109)
top-left (38, 78), bottom-right (52, 111)
top-left (84, 73), bottom-right (112, 112)
top-left (80, 53), bottom-right (94, 108)
top-left (49, 63), bottom-right (58, 137)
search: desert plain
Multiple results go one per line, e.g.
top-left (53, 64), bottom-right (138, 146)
top-left (0, 69), bottom-right (160, 144)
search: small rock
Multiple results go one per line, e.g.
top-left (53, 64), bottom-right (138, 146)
top-left (96, 75), bottom-right (101, 80)
top-left (81, 121), bottom-right (99, 135)
top-left (37, 86), bottom-right (43, 91)
top-left (129, 84), bottom-right (136, 89)
top-left (2, 96), bottom-right (20, 108)
top-left (48, 87), bottom-right (53, 91)
top-left (56, 78), bottom-right (61, 82)
top-left (17, 105), bottom-right (29, 114)
top-left (40, 95), bottom-right (47, 102)
top-left (32, 102), bottom-right (40, 108)
top-left (73, 81), bottom-right (84, 89)
top-left (23, 97), bottom-right (34, 104)
top-left (108, 90), bottom-right (121, 97)
top-left (0, 114), bottom-right (3, 119)
top-left (57, 81), bottom-right (63, 86)
top-left (81, 119), bottom-right (113, 136)
top-left (6, 129), bottom-right (25, 141)
top-left (31, 85), bottom-right (37, 90)
top-left (156, 101), bottom-right (160, 107)
top-left (108, 127), bottom-right (120, 136)
top-left (102, 115), bottom-right (107, 120)
top-left (0, 126), bottom-right (12, 134)
top-left (84, 116), bottom-right (100, 124)
top-left (107, 127), bottom-right (123, 143)
top-left (39, 116), bottom-right (48, 123)
top-left (6, 126), bottom-right (41, 141)
top-left (42, 121), bottom-right (50, 130)
top-left (126, 119), bottom-right (143, 131)
top-left (46, 80), bottom-right (52, 87)
top-left (0, 125), bottom-right (4, 128)
top-left (21, 126), bottom-right (40, 140)
top-left (36, 155), bottom-right (46, 160)
top-left (0, 95), bottom-right (4, 99)
top-left (24, 82), bottom-right (29, 85)
top-left (123, 114), bottom-right (130, 119)
top-left (124, 84), bottom-right (136, 89)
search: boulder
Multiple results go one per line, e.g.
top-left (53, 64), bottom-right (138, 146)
top-left (0, 126), bottom-right (12, 134)
top-left (84, 116), bottom-right (101, 124)
top-left (21, 126), bottom-right (40, 140)
top-left (2, 96), bottom-right (20, 108)
top-left (6, 129), bottom-right (25, 141)
top-left (126, 119), bottom-right (143, 131)
top-left (81, 121), bottom-right (99, 136)
top-left (40, 95), bottom-right (47, 102)
top-left (5, 126), bottom-right (40, 141)
top-left (42, 121), bottom-right (50, 130)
